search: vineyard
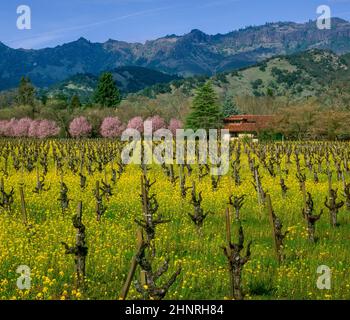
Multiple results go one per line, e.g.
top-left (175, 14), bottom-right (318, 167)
top-left (0, 139), bottom-right (350, 300)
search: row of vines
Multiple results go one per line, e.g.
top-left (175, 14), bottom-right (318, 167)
top-left (0, 139), bottom-right (349, 300)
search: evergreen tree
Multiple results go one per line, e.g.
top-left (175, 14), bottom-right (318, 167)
top-left (222, 93), bottom-right (240, 117)
top-left (266, 88), bottom-right (274, 97)
top-left (186, 81), bottom-right (223, 131)
top-left (94, 72), bottom-right (121, 108)
top-left (17, 76), bottom-right (35, 106)
top-left (70, 95), bottom-right (81, 109)
top-left (40, 93), bottom-right (48, 106)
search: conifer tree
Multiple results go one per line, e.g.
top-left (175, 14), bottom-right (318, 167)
top-left (94, 72), bottom-right (121, 108)
top-left (222, 93), bottom-right (240, 117)
top-left (186, 81), bottom-right (223, 131)
top-left (17, 76), bottom-right (35, 107)
top-left (70, 95), bottom-right (81, 109)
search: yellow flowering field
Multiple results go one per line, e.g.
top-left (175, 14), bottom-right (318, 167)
top-left (0, 139), bottom-right (349, 300)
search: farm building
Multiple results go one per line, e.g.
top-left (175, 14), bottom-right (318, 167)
top-left (224, 114), bottom-right (274, 139)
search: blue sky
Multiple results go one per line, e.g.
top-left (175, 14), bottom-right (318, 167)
top-left (1, 0), bottom-right (349, 49)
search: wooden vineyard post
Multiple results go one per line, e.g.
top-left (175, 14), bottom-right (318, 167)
top-left (225, 208), bottom-right (234, 299)
top-left (120, 229), bottom-right (144, 300)
top-left (254, 168), bottom-right (261, 206)
top-left (138, 185), bottom-right (148, 290)
top-left (228, 162), bottom-right (233, 196)
top-left (19, 185), bottom-right (28, 226)
top-left (140, 175), bottom-right (148, 224)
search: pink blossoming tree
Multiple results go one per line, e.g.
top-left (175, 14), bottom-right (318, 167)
top-left (0, 120), bottom-right (8, 136)
top-left (100, 117), bottom-right (125, 138)
top-left (127, 117), bottom-right (144, 133)
top-left (146, 115), bottom-right (166, 132)
top-left (5, 119), bottom-right (19, 137)
top-left (69, 117), bottom-right (92, 138)
top-left (28, 120), bottom-right (40, 138)
top-left (12, 118), bottom-right (32, 137)
top-left (0, 118), bottom-right (60, 138)
top-left (37, 120), bottom-right (61, 138)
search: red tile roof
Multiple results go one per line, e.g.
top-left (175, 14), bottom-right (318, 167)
top-left (224, 115), bottom-right (274, 133)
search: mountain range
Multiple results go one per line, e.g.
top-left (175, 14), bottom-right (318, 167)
top-left (0, 17), bottom-right (350, 91)
top-left (132, 49), bottom-right (350, 105)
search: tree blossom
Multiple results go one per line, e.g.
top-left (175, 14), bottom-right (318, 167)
top-left (37, 120), bottom-right (60, 138)
top-left (13, 118), bottom-right (32, 137)
top-left (69, 117), bottom-right (92, 138)
top-left (0, 120), bottom-right (8, 136)
top-left (28, 120), bottom-right (41, 138)
top-left (146, 115), bottom-right (166, 132)
top-left (100, 117), bottom-right (125, 138)
top-left (0, 118), bottom-right (60, 138)
top-left (127, 117), bottom-right (144, 133)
